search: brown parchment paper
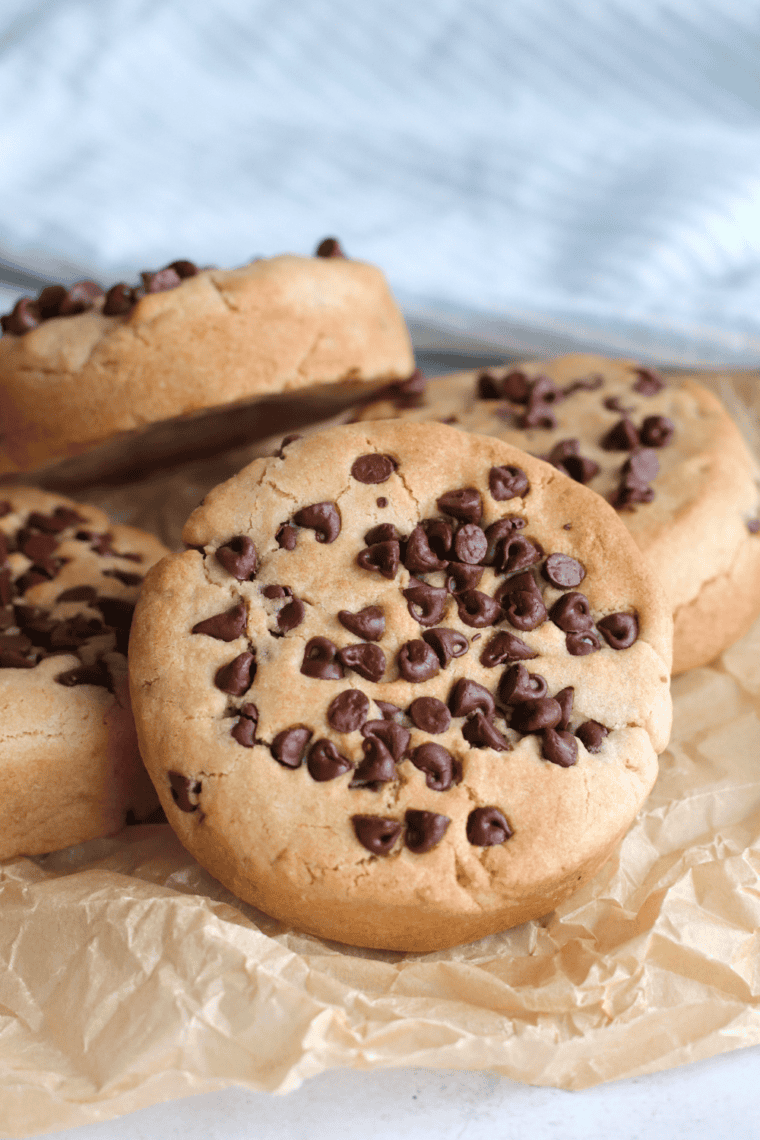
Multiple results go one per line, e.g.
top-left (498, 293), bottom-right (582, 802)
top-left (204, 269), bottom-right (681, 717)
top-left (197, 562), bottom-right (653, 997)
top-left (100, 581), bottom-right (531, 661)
top-left (1, 369), bottom-right (760, 1138)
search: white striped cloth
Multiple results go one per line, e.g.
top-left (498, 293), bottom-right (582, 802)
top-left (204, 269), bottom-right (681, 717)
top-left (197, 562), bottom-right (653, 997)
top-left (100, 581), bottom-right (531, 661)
top-left (2, 0), bottom-right (760, 365)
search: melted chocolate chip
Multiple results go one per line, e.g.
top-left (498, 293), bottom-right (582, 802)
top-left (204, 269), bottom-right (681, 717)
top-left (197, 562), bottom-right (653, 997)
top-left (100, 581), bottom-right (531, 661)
top-left (612, 448), bottom-right (660, 509)
top-left (327, 689), bottom-right (370, 732)
top-left (360, 720), bottom-right (410, 761)
top-left (462, 710), bottom-right (511, 751)
top-left (338, 605), bottom-right (385, 641)
top-left (405, 809), bottom-right (451, 854)
top-left (1, 297), bottom-right (41, 334)
top-left (56, 584), bottom-right (97, 604)
top-left (375, 700), bottom-right (403, 720)
top-left (101, 569), bottom-right (144, 587)
top-left (351, 736), bottom-right (397, 786)
top-left (0, 649), bottom-right (35, 668)
top-left (456, 590), bottom-right (503, 628)
top-left (422, 626), bottom-right (469, 667)
top-left (215, 651), bottom-right (256, 695)
top-left (546, 439), bottom-right (600, 484)
top-left (18, 530), bottom-right (58, 563)
top-left (598, 612), bottom-right (638, 649)
top-left (408, 696), bottom-right (451, 734)
top-left (0, 570), bottom-right (12, 608)
top-left (410, 742), bottom-right (460, 791)
top-left (549, 592), bottom-right (594, 632)
top-left (566, 630), bottom-right (601, 655)
top-left (192, 601), bottom-right (247, 641)
top-left (50, 614), bottom-right (106, 648)
top-left (28, 506), bottom-right (84, 533)
top-left (276, 524), bottom-right (297, 550)
top-left (168, 260), bottom-right (199, 279)
top-left (498, 663), bottom-right (548, 705)
top-left (446, 562), bottom-right (483, 593)
top-left (308, 739), bottom-right (353, 781)
top-left (352, 815), bottom-right (402, 855)
top-left (168, 772), bottom-right (202, 812)
top-left (541, 728), bottom-right (578, 767)
top-left (452, 524), bottom-right (487, 564)
top-left (494, 534), bottom-right (542, 576)
top-left (294, 502), bottom-right (341, 543)
top-left (520, 379), bottom-right (559, 430)
top-left (448, 678), bottom-right (495, 718)
top-left (376, 497), bottom-right (388, 508)
top-left (554, 686), bottom-right (574, 731)
top-left (351, 454), bottom-right (397, 483)
top-left (562, 373), bottom-right (604, 396)
top-left (103, 283), bottom-right (139, 316)
top-left (640, 415), bottom-right (675, 448)
top-left (336, 642), bottom-right (386, 683)
top-left (404, 525), bottom-right (449, 573)
top-left (499, 582), bottom-right (547, 632)
top-left (216, 536), bottom-right (258, 580)
top-left (501, 369), bottom-right (532, 402)
top-left (601, 418), bottom-right (640, 451)
top-left (301, 636), bottom-right (344, 679)
top-left (373, 368), bottom-right (427, 410)
top-left (271, 726), bottom-right (312, 768)
top-left (365, 523), bottom-right (399, 545)
top-left (632, 368), bottom-right (665, 396)
top-left (55, 662), bottom-right (111, 689)
top-left (231, 707), bottom-right (258, 747)
top-left (510, 697), bottom-right (562, 733)
top-left (397, 639), bottom-right (440, 682)
top-left (142, 266), bottom-right (182, 293)
top-left (466, 806), bottom-right (512, 846)
top-left (479, 630), bottom-right (537, 668)
top-left (436, 488), bottom-right (482, 525)
top-left (357, 540), bottom-right (400, 579)
top-left (316, 237), bottom-right (346, 258)
top-left (422, 519), bottom-right (453, 559)
top-left (403, 582), bottom-right (448, 627)
top-left (483, 516), bottom-right (525, 565)
top-left (489, 465), bottom-right (529, 501)
top-left (477, 371), bottom-right (502, 399)
top-left (277, 597), bottom-right (305, 633)
top-left (576, 720), bottom-right (609, 752)
top-left (542, 553), bottom-right (586, 589)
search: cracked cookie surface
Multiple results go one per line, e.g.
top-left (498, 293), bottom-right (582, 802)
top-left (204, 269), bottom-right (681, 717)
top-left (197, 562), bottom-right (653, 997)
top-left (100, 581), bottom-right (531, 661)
top-left (0, 486), bottom-right (168, 859)
top-left (130, 421), bottom-right (672, 951)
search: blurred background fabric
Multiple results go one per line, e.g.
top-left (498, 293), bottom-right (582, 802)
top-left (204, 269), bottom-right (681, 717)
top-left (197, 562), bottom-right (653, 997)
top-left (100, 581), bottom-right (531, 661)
top-left (1, 0), bottom-right (760, 365)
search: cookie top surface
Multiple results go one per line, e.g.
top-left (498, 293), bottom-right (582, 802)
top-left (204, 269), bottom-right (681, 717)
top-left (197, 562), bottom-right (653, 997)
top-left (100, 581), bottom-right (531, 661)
top-left (0, 253), bottom-right (414, 471)
top-left (355, 354), bottom-right (760, 615)
top-left (130, 421), bottom-right (672, 950)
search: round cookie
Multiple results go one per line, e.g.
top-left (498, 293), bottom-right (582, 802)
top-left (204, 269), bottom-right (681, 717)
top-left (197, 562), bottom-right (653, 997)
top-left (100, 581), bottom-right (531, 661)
top-left (0, 244), bottom-right (414, 485)
top-left (0, 487), bottom-right (168, 859)
top-left (130, 421), bottom-right (672, 952)
top-left (355, 354), bottom-right (760, 674)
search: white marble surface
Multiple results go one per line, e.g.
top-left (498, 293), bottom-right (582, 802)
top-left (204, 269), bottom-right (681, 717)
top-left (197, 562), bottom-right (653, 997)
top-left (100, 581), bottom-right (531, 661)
top-left (46, 1044), bottom-right (760, 1140)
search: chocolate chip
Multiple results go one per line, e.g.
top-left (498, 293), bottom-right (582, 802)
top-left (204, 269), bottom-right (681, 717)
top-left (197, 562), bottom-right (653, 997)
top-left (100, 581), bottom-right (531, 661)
top-left (403, 582), bottom-right (448, 627)
top-left (373, 368), bottom-right (427, 410)
top-left (301, 636), bottom-right (344, 679)
top-left (276, 524), bottom-right (297, 550)
top-left (445, 562), bottom-right (483, 593)
top-left (501, 369), bottom-right (532, 402)
top-left (598, 612), bottom-right (638, 649)
top-left (410, 743), bottom-right (459, 791)
top-left (0, 570), bottom-right (12, 607)
top-left (408, 696), bottom-right (451, 734)
top-left (0, 606), bottom-right (14, 631)
top-left (462, 710), bottom-right (511, 751)
top-left (421, 518), bottom-right (453, 559)
top-left (436, 488), bottom-right (482, 525)
top-left (0, 502), bottom-right (10, 517)
top-left (552, 686), bottom-right (573, 732)
top-left (50, 614), bottom-right (106, 648)
top-left (294, 502), bottom-right (341, 543)
top-left (499, 577), bottom-right (547, 632)
top-left (55, 661), bottom-right (111, 689)
top-left (338, 606), bottom-right (385, 641)
top-left (274, 434), bottom-right (302, 459)
top-left (263, 585), bottom-right (291, 599)
top-left (0, 649), bottom-right (35, 668)
top-left (477, 371), bottom-right (502, 399)
top-left (216, 535), bottom-right (258, 581)
top-left (405, 809), bottom-right (451, 854)
top-left (576, 720), bottom-right (609, 752)
top-left (541, 728), bottom-right (578, 767)
top-left (498, 663), bottom-right (548, 705)
top-left (542, 553), bottom-right (586, 589)
top-left (376, 497), bottom-right (388, 508)
top-left (316, 237), bottom-right (346, 258)
top-left (352, 815), bottom-right (402, 855)
top-left (59, 280), bottom-right (105, 316)
top-left (365, 523), bottom-right (399, 545)
top-left (483, 516), bottom-right (526, 564)
top-left (56, 584), bottom-right (98, 603)
top-left (215, 651), bottom-right (256, 695)
top-left (360, 720), bottom-right (411, 761)
top-left (748, 519), bottom-right (760, 534)
top-left (632, 368), bottom-right (665, 396)
top-left (456, 590), bottom-right (503, 628)
top-left (36, 285), bottom-right (67, 319)
top-left (404, 525), bottom-right (449, 573)
top-left (1, 298), bottom-right (41, 334)
top-left (549, 592), bottom-right (593, 632)
top-left (421, 626), bottom-right (469, 667)
top-left (336, 642), bottom-right (386, 683)
top-left (601, 417), bottom-right (640, 451)
top-left (168, 772), bottom-right (202, 812)
top-left (494, 534), bottom-right (542, 576)
top-left (351, 735), bottom-right (398, 786)
top-left (398, 639), bottom-right (440, 682)
top-left (351, 454), bottom-right (397, 483)
top-left (357, 540), bottom-right (400, 579)
top-left (327, 689), bottom-right (370, 732)
top-left (231, 709), bottom-right (258, 747)
top-left (0, 633), bottom-right (32, 653)
top-left (448, 678), bottom-right (495, 718)
top-left (277, 597), bottom-right (305, 633)
top-left (611, 445), bottom-right (660, 507)
top-left (271, 726), bottom-right (312, 768)
top-left (489, 465), bottom-right (529, 501)
top-left (308, 739), bottom-right (353, 781)
top-left (16, 569), bottom-right (54, 593)
top-left (546, 438), bottom-right (600, 484)
top-left (89, 533), bottom-right (117, 556)
top-left (519, 377), bottom-right (560, 429)
top-left (479, 630), bottom-right (537, 668)
top-left (375, 700), bottom-right (403, 721)
top-left (562, 373), bottom-right (604, 396)
top-left (103, 283), bottom-right (139, 316)
top-left (566, 631), bottom-right (601, 655)
top-left (192, 601), bottom-right (247, 641)
top-left (28, 506), bottom-right (84, 533)
top-left (19, 531), bottom-right (58, 563)
top-left (467, 806), bottom-right (512, 846)
top-left (94, 597), bottom-right (135, 653)
top-left (511, 697), bottom-right (562, 733)
top-left (449, 523), bottom-right (485, 565)
top-left (141, 267), bottom-right (182, 293)
top-left (640, 415), bottom-right (675, 448)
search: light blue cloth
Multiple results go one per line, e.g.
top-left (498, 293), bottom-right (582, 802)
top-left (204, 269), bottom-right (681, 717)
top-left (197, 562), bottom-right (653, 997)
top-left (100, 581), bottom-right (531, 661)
top-left (2, 0), bottom-right (760, 365)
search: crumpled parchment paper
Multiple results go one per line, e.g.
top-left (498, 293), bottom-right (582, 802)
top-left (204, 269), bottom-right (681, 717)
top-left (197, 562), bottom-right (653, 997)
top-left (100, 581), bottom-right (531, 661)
top-left (1, 369), bottom-right (759, 1138)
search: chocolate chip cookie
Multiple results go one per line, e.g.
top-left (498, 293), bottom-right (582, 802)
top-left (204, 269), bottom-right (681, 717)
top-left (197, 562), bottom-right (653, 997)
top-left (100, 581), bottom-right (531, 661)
top-left (130, 421), bottom-right (672, 951)
top-left (355, 354), bottom-right (760, 674)
top-left (0, 244), bottom-right (414, 486)
top-left (0, 487), bottom-right (168, 859)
